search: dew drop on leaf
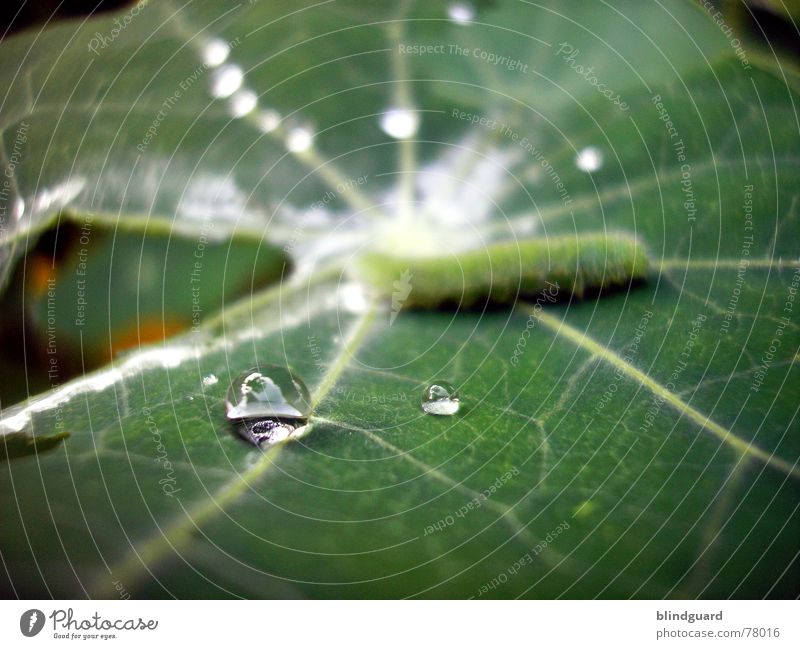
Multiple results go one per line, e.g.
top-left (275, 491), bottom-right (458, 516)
top-left (575, 146), bottom-right (603, 172)
top-left (285, 125), bottom-right (315, 152)
top-left (225, 366), bottom-right (312, 420)
top-left (422, 381), bottom-right (460, 415)
top-left (447, 3), bottom-right (475, 25)
top-left (257, 108), bottom-right (281, 133)
top-left (228, 88), bottom-right (258, 118)
top-left (210, 64), bottom-right (244, 99)
top-left (379, 107), bottom-right (420, 139)
top-left (201, 38), bottom-right (230, 67)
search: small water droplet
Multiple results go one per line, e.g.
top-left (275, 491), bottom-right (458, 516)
top-left (285, 126), bottom-right (315, 152)
top-left (210, 64), bottom-right (244, 99)
top-left (225, 366), bottom-right (311, 420)
top-left (228, 89), bottom-right (258, 118)
top-left (202, 38), bottom-right (230, 67)
top-left (422, 381), bottom-right (460, 415)
top-left (575, 146), bottom-right (603, 173)
top-left (202, 373), bottom-right (219, 387)
top-left (447, 2), bottom-right (475, 24)
top-left (379, 107), bottom-right (420, 139)
top-left (256, 108), bottom-right (281, 133)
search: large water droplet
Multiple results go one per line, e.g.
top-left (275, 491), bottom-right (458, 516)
top-left (379, 107), bottom-right (420, 139)
top-left (225, 366), bottom-right (312, 420)
top-left (422, 381), bottom-right (460, 415)
top-left (202, 38), bottom-right (230, 67)
top-left (210, 64), bottom-right (244, 99)
top-left (575, 146), bottom-right (603, 173)
top-left (447, 3), bottom-right (475, 24)
top-left (285, 126), bottom-right (315, 152)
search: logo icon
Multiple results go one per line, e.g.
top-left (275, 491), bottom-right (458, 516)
top-left (390, 269), bottom-right (413, 325)
top-left (20, 609), bottom-right (45, 637)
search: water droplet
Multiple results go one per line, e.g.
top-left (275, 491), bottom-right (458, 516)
top-left (225, 366), bottom-right (311, 420)
top-left (422, 382), bottom-right (460, 415)
top-left (256, 108), bottom-right (281, 133)
top-left (202, 38), bottom-right (230, 67)
top-left (228, 88), bottom-right (258, 117)
top-left (285, 126), bottom-right (314, 152)
top-left (447, 3), bottom-right (475, 24)
top-left (202, 374), bottom-right (219, 387)
top-left (575, 146), bottom-right (603, 173)
top-left (379, 107), bottom-right (420, 139)
top-left (210, 64), bottom-right (244, 99)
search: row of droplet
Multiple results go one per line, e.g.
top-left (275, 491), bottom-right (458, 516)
top-left (221, 366), bottom-right (459, 447)
top-left (200, 8), bottom-right (605, 177)
top-left (197, 3), bottom-right (485, 152)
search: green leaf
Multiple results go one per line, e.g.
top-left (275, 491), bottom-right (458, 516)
top-left (1, 0), bottom-right (799, 598)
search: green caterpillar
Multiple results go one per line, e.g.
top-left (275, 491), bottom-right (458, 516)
top-left (355, 232), bottom-right (648, 307)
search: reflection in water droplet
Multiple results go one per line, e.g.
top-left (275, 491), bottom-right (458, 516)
top-left (447, 3), bottom-right (475, 24)
top-left (225, 366), bottom-right (312, 420)
top-left (379, 107), bottom-right (420, 139)
top-left (422, 382), bottom-right (460, 415)
top-left (202, 374), bottom-right (219, 387)
top-left (285, 126), bottom-right (315, 152)
top-left (229, 89), bottom-right (258, 117)
top-left (236, 417), bottom-right (296, 447)
top-left (32, 178), bottom-right (86, 216)
top-left (210, 64), bottom-right (244, 99)
top-left (575, 146), bottom-right (603, 173)
top-left (14, 197), bottom-right (25, 220)
top-left (202, 38), bottom-right (231, 67)
top-left (256, 109), bottom-right (281, 133)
